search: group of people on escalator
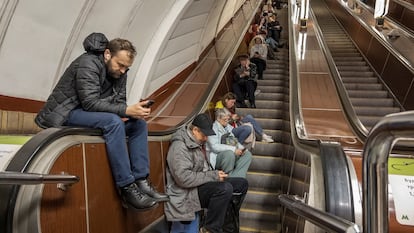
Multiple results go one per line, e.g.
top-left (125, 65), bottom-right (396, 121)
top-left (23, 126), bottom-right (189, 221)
top-left (35, 2), bottom-right (280, 232)
top-left (233, 0), bottom-right (284, 109)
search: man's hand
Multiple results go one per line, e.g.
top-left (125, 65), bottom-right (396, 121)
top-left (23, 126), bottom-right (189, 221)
top-left (218, 170), bottom-right (228, 181)
top-left (125, 100), bottom-right (151, 119)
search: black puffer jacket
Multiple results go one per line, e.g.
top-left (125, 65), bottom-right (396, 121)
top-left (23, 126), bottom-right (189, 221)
top-left (35, 32), bottom-right (128, 128)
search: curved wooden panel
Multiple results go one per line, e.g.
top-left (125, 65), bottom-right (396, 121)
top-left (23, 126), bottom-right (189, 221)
top-left (40, 144), bottom-right (87, 233)
top-left (39, 142), bottom-right (166, 233)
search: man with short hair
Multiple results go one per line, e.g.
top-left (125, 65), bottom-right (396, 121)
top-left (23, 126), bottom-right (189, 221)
top-left (35, 32), bottom-right (168, 210)
top-left (165, 113), bottom-right (248, 233)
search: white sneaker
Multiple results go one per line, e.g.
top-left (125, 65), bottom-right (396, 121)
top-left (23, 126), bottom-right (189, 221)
top-left (254, 89), bottom-right (261, 96)
top-left (262, 133), bottom-right (274, 143)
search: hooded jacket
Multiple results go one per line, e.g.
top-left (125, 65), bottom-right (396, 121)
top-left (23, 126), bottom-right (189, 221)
top-left (35, 32), bottom-right (128, 128)
top-left (250, 35), bottom-right (268, 59)
top-left (165, 126), bottom-right (219, 221)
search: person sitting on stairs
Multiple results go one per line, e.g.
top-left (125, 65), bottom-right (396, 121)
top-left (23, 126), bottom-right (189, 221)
top-left (250, 37), bottom-right (267, 80)
top-left (165, 113), bottom-right (248, 233)
top-left (215, 92), bottom-right (274, 143)
top-left (207, 108), bottom-right (253, 178)
top-left (232, 54), bottom-right (258, 108)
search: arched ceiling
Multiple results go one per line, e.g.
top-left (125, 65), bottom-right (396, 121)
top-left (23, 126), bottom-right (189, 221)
top-left (0, 0), bottom-right (246, 104)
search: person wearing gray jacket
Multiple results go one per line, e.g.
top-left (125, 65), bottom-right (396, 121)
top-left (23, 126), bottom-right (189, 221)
top-left (165, 113), bottom-right (248, 233)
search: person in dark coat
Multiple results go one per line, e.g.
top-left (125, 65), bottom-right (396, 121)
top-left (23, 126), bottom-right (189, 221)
top-left (232, 54), bottom-right (258, 108)
top-left (35, 32), bottom-right (168, 210)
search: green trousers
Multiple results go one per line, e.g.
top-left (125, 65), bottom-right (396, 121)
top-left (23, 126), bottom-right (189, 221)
top-left (215, 150), bottom-right (252, 178)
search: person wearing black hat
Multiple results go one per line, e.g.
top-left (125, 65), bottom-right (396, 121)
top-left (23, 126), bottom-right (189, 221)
top-left (165, 113), bottom-right (248, 233)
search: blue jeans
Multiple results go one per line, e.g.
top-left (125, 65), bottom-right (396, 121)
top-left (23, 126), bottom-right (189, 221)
top-left (170, 213), bottom-right (199, 233)
top-left (66, 108), bottom-right (149, 187)
top-left (241, 114), bottom-right (263, 136)
top-left (231, 124), bottom-right (252, 144)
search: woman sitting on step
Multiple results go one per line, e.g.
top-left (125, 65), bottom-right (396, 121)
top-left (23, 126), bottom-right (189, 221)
top-left (207, 108), bottom-right (253, 178)
top-left (215, 92), bottom-right (274, 143)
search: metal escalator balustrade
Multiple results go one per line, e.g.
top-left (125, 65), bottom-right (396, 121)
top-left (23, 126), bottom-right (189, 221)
top-left (311, 0), bottom-right (402, 132)
top-left (362, 110), bottom-right (414, 233)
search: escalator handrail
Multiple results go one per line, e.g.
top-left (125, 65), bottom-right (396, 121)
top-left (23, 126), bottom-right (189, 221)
top-left (288, 0), bottom-right (320, 154)
top-left (362, 110), bottom-right (414, 233)
top-left (279, 194), bottom-right (361, 233)
top-left (319, 142), bottom-right (355, 222)
top-left (352, 0), bottom-right (414, 73)
top-left (309, 6), bottom-right (369, 141)
top-left (288, 1), bottom-right (357, 229)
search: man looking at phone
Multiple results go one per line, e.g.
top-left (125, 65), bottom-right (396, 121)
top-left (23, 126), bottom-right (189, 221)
top-left (165, 113), bottom-right (248, 233)
top-left (207, 108), bottom-right (252, 178)
top-left (35, 32), bottom-right (168, 211)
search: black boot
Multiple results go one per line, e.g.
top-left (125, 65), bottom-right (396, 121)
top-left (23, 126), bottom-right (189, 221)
top-left (120, 183), bottom-right (157, 210)
top-left (136, 178), bottom-right (169, 202)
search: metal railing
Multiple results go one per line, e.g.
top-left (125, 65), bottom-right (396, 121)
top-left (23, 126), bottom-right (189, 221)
top-left (279, 194), bottom-right (361, 233)
top-left (0, 171), bottom-right (79, 185)
top-left (363, 110), bottom-right (414, 233)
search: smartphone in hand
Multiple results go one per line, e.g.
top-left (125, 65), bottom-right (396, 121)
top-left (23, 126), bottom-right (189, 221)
top-left (143, 100), bottom-right (155, 108)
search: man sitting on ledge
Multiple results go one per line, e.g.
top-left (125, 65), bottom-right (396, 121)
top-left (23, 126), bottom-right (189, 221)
top-left (35, 32), bottom-right (168, 210)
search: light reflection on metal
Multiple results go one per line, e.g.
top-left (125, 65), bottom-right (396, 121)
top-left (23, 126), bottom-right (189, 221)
top-left (297, 31), bottom-right (307, 60)
top-left (291, 0), bottom-right (300, 24)
top-left (374, 0), bottom-right (389, 28)
top-left (299, 0), bottom-right (309, 28)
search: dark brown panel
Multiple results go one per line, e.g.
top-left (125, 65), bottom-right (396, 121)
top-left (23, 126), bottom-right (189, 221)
top-left (40, 144), bottom-right (87, 233)
top-left (366, 38), bottom-right (388, 74)
top-left (147, 62), bottom-right (196, 111)
top-left (347, 18), bottom-right (362, 40)
top-left (84, 143), bottom-right (130, 233)
top-left (148, 141), bottom-right (167, 196)
top-left (147, 116), bottom-right (186, 131)
top-left (354, 23), bottom-right (372, 55)
top-left (84, 142), bottom-right (165, 233)
top-left (388, 1), bottom-right (404, 21)
top-left (401, 81), bottom-right (414, 110)
top-left (0, 95), bottom-right (44, 113)
top-left (381, 55), bottom-right (414, 105)
top-left (400, 8), bottom-right (414, 32)
top-left (158, 83), bottom-right (209, 117)
top-left (188, 59), bottom-right (221, 83)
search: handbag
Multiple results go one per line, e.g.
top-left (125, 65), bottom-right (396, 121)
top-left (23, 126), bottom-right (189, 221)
top-left (221, 133), bottom-right (238, 146)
